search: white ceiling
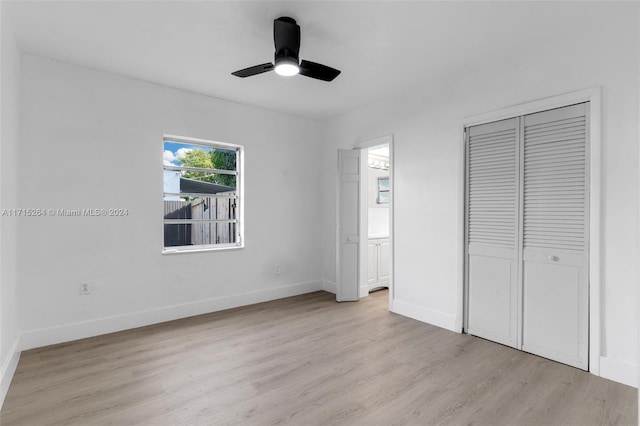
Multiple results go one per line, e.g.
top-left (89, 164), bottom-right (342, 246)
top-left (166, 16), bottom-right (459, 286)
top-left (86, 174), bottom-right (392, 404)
top-left (3, 1), bottom-right (582, 120)
top-left (369, 146), bottom-right (389, 159)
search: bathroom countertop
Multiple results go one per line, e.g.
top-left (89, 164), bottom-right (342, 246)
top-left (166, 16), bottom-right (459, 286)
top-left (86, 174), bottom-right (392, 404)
top-left (368, 234), bottom-right (389, 239)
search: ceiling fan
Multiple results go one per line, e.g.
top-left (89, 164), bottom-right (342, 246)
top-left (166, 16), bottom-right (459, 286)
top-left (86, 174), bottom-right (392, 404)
top-left (231, 17), bottom-right (341, 82)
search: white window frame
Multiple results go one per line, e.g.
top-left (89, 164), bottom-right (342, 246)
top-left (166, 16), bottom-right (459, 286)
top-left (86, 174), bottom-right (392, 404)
top-left (162, 134), bottom-right (244, 254)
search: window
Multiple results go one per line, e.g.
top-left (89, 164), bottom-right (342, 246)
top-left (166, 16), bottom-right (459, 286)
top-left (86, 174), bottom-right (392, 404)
top-left (377, 177), bottom-right (390, 204)
top-left (163, 135), bottom-right (243, 252)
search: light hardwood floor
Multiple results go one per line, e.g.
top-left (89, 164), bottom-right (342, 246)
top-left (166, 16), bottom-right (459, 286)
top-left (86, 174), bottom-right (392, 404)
top-left (1, 290), bottom-right (636, 425)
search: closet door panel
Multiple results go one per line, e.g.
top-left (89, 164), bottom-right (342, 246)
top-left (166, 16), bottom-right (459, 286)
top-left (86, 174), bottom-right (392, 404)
top-left (522, 261), bottom-right (583, 365)
top-left (521, 103), bottom-right (589, 370)
top-left (466, 118), bottom-right (519, 348)
top-left (467, 246), bottom-right (518, 346)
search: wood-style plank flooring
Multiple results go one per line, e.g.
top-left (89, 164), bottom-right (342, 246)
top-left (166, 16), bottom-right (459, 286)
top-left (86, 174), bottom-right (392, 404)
top-left (1, 290), bottom-right (636, 425)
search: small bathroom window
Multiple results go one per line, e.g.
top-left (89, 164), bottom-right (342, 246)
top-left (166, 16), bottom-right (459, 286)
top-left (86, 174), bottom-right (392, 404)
top-left (377, 177), bottom-right (390, 204)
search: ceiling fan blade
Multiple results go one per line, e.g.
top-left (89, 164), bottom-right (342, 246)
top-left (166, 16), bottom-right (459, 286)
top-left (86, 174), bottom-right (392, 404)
top-left (299, 60), bottom-right (341, 82)
top-left (231, 63), bottom-right (274, 78)
top-left (274, 17), bottom-right (300, 61)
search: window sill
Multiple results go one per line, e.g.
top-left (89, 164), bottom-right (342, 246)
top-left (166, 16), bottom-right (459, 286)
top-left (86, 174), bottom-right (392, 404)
top-left (162, 244), bottom-right (244, 255)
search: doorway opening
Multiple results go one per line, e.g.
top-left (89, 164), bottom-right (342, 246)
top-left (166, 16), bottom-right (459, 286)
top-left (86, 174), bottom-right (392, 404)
top-left (360, 144), bottom-right (392, 309)
top-left (335, 135), bottom-right (394, 310)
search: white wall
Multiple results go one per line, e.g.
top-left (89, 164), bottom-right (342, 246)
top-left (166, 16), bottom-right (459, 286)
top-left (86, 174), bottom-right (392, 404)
top-left (367, 166), bottom-right (389, 237)
top-left (0, 5), bottom-right (22, 404)
top-left (320, 2), bottom-right (639, 386)
top-left (17, 55), bottom-right (323, 349)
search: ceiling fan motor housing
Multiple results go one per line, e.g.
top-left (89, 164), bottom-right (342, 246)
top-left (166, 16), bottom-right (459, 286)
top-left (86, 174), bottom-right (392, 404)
top-left (274, 16), bottom-right (301, 66)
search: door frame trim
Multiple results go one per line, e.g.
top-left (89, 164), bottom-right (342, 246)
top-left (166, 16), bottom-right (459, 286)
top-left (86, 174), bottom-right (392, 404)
top-left (459, 87), bottom-right (602, 375)
top-left (353, 134), bottom-right (395, 311)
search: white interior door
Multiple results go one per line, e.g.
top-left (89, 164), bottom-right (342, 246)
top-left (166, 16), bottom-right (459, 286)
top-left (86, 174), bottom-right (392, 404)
top-left (466, 118), bottom-right (520, 348)
top-left (337, 149), bottom-right (360, 302)
top-left (521, 103), bottom-right (589, 369)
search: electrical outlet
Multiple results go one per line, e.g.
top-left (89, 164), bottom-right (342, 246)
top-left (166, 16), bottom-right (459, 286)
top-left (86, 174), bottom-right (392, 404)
top-left (79, 282), bottom-right (91, 295)
top-left (274, 264), bottom-right (281, 275)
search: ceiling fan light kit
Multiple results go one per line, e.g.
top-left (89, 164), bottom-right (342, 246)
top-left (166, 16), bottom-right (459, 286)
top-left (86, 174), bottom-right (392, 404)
top-left (232, 16), bottom-right (340, 82)
top-left (275, 57), bottom-right (300, 76)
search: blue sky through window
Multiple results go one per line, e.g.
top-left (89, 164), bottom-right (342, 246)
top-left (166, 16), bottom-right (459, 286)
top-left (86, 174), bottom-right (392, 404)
top-left (163, 141), bottom-right (213, 166)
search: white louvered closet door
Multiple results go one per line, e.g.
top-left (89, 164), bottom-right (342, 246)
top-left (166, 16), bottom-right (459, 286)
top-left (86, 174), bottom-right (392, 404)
top-left (466, 118), bottom-right (520, 348)
top-left (465, 103), bottom-right (589, 370)
top-left (521, 103), bottom-right (589, 370)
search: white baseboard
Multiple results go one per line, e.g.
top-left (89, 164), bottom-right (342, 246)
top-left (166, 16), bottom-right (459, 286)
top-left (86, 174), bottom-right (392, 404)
top-left (599, 356), bottom-right (638, 388)
top-left (20, 281), bottom-right (322, 351)
top-left (322, 280), bottom-right (336, 294)
top-left (393, 299), bottom-right (457, 332)
top-left (1, 337), bottom-right (21, 409)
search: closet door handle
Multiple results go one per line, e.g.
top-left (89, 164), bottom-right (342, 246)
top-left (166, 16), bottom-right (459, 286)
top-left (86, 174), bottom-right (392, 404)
top-left (548, 255), bottom-right (559, 262)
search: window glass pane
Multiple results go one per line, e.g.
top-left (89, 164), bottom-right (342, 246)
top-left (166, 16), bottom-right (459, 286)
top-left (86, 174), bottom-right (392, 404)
top-left (164, 223), bottom-right (193, 247)
top-left (164, 223), bottom-right (237, 247)
top-left (164, 171), bottom-right (236, 198)
top-left (164, 141), bottom-right (236, 170)
top-left (210, 148), bottom-right (237, 171)
top-left (164, 141), bottom-right (214, 168)
top-left (164, 196), bottom-right (237, 221)
top-left (173, 172), bottom-right (236, 193)
top-left (378, 177), bottom-right (389, 191)
top-left (164, 141), bottom-right (237, 196)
